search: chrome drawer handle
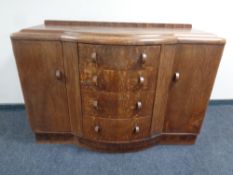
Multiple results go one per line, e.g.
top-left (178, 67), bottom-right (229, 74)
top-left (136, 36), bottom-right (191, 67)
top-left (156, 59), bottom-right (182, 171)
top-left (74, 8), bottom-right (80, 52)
top-left (141, 53), bottom-right (147, 64)
top-left (136, 101), bottom-right (142, 110)
top-left (94, 125), bottom-right (100, 133)
top-left (134, 125), bottom-right (140, 134)
top-left (138, 76), bottom-right (145, 85)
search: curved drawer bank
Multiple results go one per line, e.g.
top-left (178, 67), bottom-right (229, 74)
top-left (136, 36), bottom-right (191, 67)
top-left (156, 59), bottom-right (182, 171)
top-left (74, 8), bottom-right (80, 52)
top-left (35, 133), bottom-right (197, 152)
top-left (11, 20), bottom-right (225, 152)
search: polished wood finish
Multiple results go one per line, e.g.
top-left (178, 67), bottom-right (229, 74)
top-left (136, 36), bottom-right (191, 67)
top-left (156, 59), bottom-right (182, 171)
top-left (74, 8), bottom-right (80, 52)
top-left (82, 116), bottom-right (151, 142)
top-left (11, 20), bottom-right (225, 45)
top-left (164, 44), bottom-right (225, 133)
top-left (79, 44), bottom-right (160, 70)
top-left (151, 44), bottom-right (176, 134)
top-left (11, 20), bottom-right (225, 152)
top-left (63, 42), bottom-right (83, 136)
top-left (12, 40), bottom-right (71, 133)
top-left (82, 91), bottom-right (155, 118)
top-left (80, 68), bottom-right (158, 92)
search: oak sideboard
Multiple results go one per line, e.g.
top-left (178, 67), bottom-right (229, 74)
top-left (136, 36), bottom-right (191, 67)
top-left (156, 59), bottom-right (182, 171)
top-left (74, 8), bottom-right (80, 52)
top-left (11, 20), bottom-right (225, 152)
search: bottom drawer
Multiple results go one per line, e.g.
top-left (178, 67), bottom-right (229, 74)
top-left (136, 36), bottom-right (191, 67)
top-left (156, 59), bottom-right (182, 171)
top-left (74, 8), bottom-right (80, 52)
top-left (83, 116), bottom-right (151, 142)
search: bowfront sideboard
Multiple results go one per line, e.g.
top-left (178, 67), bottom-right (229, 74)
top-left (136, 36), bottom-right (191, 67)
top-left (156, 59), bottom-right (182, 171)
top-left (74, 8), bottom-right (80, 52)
top-left (11, 20), bottom-right (225, 152)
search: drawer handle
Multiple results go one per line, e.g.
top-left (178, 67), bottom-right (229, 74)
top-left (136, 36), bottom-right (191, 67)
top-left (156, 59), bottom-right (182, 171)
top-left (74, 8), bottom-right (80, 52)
top-left (91, 52), bottom-right (97, 63)
top-left (141, 53), bottom-right (147, 64)
top-left (136, 101), bottom-right (142, 110)
top-left (92, 75), bottom-right (98, 86)
top-left (138, 76), bottom-right (145, 85)
top-left (174, 72), bottom-right (180, 82)
top-left (93, 100), bottom-right (98, 110)
top-left (134, 125), bottom-right (140, 134)
top-left (55, 69), bottom-right (62, 80)
top-left (94, 125), bottom-right (101, 133)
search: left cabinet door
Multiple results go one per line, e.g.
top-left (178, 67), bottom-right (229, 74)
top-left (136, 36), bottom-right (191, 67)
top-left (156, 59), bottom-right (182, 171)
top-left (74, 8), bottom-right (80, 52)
top-left (12, 40), bottom-right (71, 133)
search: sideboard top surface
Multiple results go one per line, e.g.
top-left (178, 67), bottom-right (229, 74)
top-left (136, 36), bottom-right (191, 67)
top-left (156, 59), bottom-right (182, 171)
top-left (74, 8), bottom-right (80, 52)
top-left (11, 20), bottom-right (225, 45)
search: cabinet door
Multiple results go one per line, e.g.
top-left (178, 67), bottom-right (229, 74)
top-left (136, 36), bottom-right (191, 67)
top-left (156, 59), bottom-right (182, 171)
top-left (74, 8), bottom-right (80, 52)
top-left (12, 40), bottom-right (71, 132)
top-left (164, 44), bottom-right (224, 133)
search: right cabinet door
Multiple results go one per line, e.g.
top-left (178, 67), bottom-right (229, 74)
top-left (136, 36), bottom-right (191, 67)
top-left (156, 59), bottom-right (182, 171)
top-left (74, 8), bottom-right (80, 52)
top-left (164, 44), bottom-right (224, 133)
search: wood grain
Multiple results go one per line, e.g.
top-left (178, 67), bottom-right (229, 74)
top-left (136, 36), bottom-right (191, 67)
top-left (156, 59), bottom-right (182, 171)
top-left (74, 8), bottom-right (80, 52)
top-left (82, 116), bottom-right (151, 142)
top-left (164, 44), bottom-right (225, 133)
top-left (82, 90), bottom-right (155, 118)
top-left (11, 20), bottom-right (225, 45)
top-left (12, 40), bottom-right (71, 132)
top-left (11, 20), bottom-right (225, 152)
top-left (79, 44), bottom-right (160, 70)
top-left (63, 42), bottom-right (83, 136)
top-left (151, 44), bottom-right (177, 134)
top-left (80, 68), bottom-right (158, 92)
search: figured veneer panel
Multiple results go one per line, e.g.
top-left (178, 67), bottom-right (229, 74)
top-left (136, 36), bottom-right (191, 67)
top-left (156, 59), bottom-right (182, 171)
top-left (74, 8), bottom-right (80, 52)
top-left (82, 116), bottom-right (151, 142)
top-left (78, 44), bottom-right (160, 70)
top-left (80, 68), bottom-right (157, 92)
top-left (82, 90), bottom-right (155, 118)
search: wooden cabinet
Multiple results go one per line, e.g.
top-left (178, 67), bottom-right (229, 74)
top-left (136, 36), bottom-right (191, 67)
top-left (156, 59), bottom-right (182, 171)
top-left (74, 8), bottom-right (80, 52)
top-left (11, 20), bottom-right (225, 152)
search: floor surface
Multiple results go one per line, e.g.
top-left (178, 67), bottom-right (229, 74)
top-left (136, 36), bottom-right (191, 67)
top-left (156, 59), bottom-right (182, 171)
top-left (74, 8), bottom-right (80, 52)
top-left (0, 105), bottom-right (233, 175)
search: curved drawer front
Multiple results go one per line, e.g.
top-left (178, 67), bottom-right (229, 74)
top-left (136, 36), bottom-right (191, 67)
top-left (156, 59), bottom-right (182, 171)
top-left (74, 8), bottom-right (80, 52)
top-left (83, 116), bottom-right (151, 142)
top-left (79, 44), bottom-right (160, 70)
top-left (82, 90), bottom-right (155, 118)
top-left (80, 68), bottom-right (157, 92)
top-left (79, 44), bottom-right (159, 135)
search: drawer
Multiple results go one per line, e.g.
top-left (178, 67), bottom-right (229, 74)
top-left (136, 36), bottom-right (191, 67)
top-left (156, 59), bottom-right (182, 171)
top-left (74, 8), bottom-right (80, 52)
top-left (83, 116), bottom-right (151, 142)
top-left (78, 44), bottom-right (160, 70)
top-left (80, 68), bottom-right (157, 92)
top-left (82, 90), bottom-right (155, 117)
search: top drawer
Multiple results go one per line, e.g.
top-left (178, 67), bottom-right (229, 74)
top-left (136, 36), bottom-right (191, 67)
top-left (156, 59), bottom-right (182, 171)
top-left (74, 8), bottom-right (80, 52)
top-left (78, 44), bottom-right (160, 70)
